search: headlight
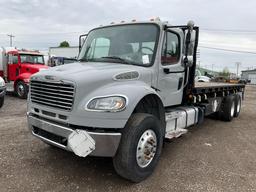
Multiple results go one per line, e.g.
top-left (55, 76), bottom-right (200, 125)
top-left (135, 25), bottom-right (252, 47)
top-left (24, 78), bottom-right (30, 83)
top-left (86, 96), bottom-right (127, 112)
top-left (0, 78), bottom-right (5, 87)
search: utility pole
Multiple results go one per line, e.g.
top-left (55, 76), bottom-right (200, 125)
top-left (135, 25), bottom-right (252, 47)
top-left (7, 34), bottom-right (15, 47)
top-left (196, 49), bottom-right (200, 68)
top-left (235, 62), bottom-right (241, 77)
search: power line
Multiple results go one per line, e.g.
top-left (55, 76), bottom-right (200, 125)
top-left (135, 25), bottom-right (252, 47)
top-left (199, 46), bottom-right (256, 54)
top-left (201, 28), bottom-right (256, 34)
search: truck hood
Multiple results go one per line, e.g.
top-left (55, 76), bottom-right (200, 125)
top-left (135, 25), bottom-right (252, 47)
top-left (35, 62), bottom-right (152, 84)
top-left (32, 62), bottom-right (153, 102)
top-left (23, 63), bottom-right (48, 70)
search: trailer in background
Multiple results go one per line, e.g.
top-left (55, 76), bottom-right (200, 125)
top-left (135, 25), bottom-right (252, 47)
top-left (49, 46), bottom-right (79, 59)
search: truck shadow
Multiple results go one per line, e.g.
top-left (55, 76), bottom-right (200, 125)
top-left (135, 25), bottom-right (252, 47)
top-left (33, 116), bottom-right (230, 189)
top-left (39, 144), bottom-right (132, 187)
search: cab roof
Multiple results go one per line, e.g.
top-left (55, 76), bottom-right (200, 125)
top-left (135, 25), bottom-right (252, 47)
top-left (95, 18), bottom-right (168, 30)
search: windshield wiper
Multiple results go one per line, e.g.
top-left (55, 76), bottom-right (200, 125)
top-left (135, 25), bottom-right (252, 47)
top-left (100, 56), bottom-right (132, 64)
top-left (78, 58), bottom-right (97, 62)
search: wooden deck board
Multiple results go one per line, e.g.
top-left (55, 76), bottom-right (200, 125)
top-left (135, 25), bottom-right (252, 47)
top-left (195, 82), bottom-right (238, 88)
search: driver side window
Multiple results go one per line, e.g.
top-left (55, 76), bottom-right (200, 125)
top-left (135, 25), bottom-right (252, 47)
top-left (161, 31), bottom-right (180, 65)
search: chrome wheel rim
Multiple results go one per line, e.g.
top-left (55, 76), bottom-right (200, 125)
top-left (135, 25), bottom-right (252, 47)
top-left (17, 84), bottom-right (25, 96)
top-left (237, 98), bottom-right (241, 113)
top-left (136, 129), bottom-right (157, 168)
top-left (231, 101), bottom-right (235, 117)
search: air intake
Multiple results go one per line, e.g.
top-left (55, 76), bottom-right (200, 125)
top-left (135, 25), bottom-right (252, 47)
top-left (114, 71), bottom-right (139, 80)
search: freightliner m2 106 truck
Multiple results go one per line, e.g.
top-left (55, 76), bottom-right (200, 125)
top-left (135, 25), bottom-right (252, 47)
top-left (27, 19), bottom-right (245, 182)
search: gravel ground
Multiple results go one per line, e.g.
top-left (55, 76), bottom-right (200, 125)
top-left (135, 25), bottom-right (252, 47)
top-left (0, 85), bottom-right (256, 192)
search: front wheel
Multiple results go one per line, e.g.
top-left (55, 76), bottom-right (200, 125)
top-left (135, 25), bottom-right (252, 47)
top-left (113, 113), bottom-right (164, 182)
top-left (0, 96), bottom-right (4, 108)
top-left (15, 81), bottom-right (28, 99)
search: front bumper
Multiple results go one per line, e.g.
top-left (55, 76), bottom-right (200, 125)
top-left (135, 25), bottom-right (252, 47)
top-left (27, 113), bottom-right (121, 157)
top-left (0, 87), bottom-right (6, 97)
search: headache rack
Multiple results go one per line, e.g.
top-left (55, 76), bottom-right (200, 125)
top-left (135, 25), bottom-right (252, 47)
top-left (30, 80), bottom-right (75, 111)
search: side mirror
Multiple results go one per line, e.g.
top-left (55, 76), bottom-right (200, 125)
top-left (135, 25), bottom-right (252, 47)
top-left (183, 20), bottom-right (195, 68)
top-left (182, 55), bottom-right (193, 67)
top-left (79, 34), bottom-right (88, 53)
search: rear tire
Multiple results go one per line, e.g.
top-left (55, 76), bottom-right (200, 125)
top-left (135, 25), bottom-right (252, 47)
top-left (0, 96), bottom-right (4, 108)
top-left (234, 94), bottom-right (241, 117)
top-left (220, 95), bottom-right (235, 121)
top-left (15, 81), bottom-right (28, 99)
top-left (113, 113), bottom-right (164, 182)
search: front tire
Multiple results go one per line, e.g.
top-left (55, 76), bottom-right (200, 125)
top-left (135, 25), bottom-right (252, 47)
top-left (0, 96), bottom-right (4, 108)
top-left (113, 113), bottom-right (164, 182)
top-left (15, 81), bottom-right (28, 99)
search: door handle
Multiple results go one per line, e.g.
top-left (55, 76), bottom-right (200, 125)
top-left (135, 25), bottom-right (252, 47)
top-left (178, 77), bottom-right (183, 90)
top-left (163, 68), bottom-right (186, 74)
top-left (163, 68), bottom-right (170, 74)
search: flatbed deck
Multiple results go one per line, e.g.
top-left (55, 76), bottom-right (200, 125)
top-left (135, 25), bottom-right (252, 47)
top-left (192, 82), bottom-right (245, 95)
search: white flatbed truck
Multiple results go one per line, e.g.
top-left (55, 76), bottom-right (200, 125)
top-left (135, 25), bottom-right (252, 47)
top-left (27, 19), bottom-right (245, 182)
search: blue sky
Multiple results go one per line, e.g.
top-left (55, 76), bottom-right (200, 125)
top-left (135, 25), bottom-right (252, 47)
top-left (0, 0), bottom-right (256, 73)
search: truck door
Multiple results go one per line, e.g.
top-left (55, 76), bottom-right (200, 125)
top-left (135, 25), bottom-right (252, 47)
top-left (157, 30), bottom-right (185, 106)
top-left (7, 53), bottom-right (19, 81)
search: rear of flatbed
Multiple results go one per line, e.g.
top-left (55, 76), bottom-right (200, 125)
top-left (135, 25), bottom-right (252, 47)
top-left (191, 82), bottom-right (245, 100)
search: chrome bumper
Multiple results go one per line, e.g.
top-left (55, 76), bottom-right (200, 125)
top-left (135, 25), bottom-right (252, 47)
top-left (27, 114), bottom-right (121, 157)
top-left (0, 87), bottom-right (6, 97)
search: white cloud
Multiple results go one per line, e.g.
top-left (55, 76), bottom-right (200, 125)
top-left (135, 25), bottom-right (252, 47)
top-left (0, 0), bottom-right (255, 72)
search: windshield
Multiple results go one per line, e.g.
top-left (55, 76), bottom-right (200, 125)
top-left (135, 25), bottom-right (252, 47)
top-left (20, 54), bottom-right (45, 64)
top-left (78, 24), bottom-right (159, 66)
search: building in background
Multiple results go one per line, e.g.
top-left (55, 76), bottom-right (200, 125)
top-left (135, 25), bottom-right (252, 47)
top-left (241, 69), bottom-right (256, 84)
top-left (49, 46), bottom-right (79, 58)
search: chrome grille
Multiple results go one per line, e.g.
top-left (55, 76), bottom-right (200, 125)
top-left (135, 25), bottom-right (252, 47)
top-left (30, 80), bottom-right (75, 111)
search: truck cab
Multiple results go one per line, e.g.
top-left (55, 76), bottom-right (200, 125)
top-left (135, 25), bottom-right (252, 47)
top-left (0, 47), bottom-right (48, 98)
top-left (27, 19), bottom-right (244, 182)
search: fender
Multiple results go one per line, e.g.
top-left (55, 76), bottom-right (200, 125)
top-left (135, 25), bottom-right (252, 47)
top-left (15, 72), bottom-right (32, 85)
top-left (74, 81), bottom-right (164, 128)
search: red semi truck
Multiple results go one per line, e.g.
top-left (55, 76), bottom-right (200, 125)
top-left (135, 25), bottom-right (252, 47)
top-left (0, 47), bottom-right (48, 98)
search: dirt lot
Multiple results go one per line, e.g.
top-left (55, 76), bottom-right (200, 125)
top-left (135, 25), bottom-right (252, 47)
top-left (0, 86), bottom-right (255, 192)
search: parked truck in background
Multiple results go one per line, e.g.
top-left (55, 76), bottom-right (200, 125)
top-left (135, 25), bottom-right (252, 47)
top-left (27, 19), bottom-right (245, 182)
top-left (0, 47), bottom-right (48, 98)
top-left (48, 56), bottom-right (77, 67)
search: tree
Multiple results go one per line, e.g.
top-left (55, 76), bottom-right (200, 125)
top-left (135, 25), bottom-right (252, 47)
top-left (219, 67), bottom-right (230, 78)
top-left (59, 41), bottom-right (70, 47)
